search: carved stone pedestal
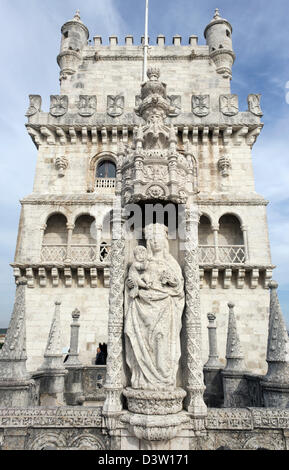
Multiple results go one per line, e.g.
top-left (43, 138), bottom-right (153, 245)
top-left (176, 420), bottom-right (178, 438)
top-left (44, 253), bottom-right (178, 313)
top-left (32, 369), bottom-right (68, 406)
top-left (261, 379), bottom-right (289, 409)
top-left (0, 379), bottom-right (35, 408)
top-left (122, 388), bottom-right (189, 443)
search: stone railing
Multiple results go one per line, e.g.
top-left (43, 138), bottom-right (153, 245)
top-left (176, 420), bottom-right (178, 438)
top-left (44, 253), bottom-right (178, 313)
top-left (199, 245), bottom-right (246, 264)
top-left (41, 245), bottom-right (67, 262)
top-left (41, 244), bottom-right (111, 263)
top-left (95, 178), bottom-right (116, 191)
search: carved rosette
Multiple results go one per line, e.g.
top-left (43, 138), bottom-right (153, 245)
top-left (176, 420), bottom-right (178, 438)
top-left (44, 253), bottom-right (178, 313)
top-left (183, 208), bottom-right (207, 417)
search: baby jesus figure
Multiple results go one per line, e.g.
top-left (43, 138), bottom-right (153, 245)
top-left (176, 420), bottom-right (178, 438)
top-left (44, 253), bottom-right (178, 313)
top-left (127, 246), bottom-right (151, 299)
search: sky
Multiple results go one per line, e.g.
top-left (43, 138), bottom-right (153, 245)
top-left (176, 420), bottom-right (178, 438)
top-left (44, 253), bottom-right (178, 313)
top-left (0, 0), bottom-right (289, 328)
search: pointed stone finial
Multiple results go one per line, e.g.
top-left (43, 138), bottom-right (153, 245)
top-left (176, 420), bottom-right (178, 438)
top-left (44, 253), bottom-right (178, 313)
top-left (267, 281), bottom-right (289, 363)
top-left (40, 301), bottom-right (64, 370)
top-left (0, 277), bottom-right (28, 379)
top-left (204, 312), bottom-right (222, 368)
top-left (74, 9), bottom-right (81, 21)
top-left (225, 302), bottom-right (245, 371)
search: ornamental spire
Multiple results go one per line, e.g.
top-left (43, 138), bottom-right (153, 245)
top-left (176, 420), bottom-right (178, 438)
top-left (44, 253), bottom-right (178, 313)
top-left (213, 8), bottom-right (221, 20)
top-left (267, 281), bottom-right (289, 363)
top-left (74, 9), bottom-right (81, 21)
top-left (40, 301), bottom-right (65, 370)
top-left (224, 302), bottom-right (246, 371)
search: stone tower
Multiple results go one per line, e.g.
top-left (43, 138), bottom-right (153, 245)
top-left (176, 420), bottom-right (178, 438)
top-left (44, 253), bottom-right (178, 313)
top-left (13, 8), bottom-right (272, 379)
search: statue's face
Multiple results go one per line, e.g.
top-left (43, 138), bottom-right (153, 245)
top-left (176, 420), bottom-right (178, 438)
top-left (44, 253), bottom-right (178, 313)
top-left (148, 234), bottom-right (165, 254)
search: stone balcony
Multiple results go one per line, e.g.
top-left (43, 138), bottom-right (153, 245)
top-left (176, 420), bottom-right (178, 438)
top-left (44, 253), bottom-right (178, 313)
top-left (199, 245), bottom-right (246, 264)
top-left (41, 244), bottom-right (111, 263)
top-left (95, 178), bottom-right (116, 193)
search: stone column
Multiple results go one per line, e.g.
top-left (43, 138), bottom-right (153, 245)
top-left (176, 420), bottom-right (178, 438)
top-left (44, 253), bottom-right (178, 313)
top-left (204, 313), bottom-right (222, 368)
top-left (65, 223), bottom-right (74, 262)
top-left (39, 224), bottom-right (47, 260)
top-left (65, 309), bottom-right (81, 366)
top-left (212, 225), bottom-right (219, 263)
top-left (183, 207), bottom-right (207, 417)
top-left (102, 205), bottom-right (126, 430)
top-left (32, 301), bottom-right (67, 406)
top-left (0, 277), bottom-right (34, 407)
top-left (203, 313), bottom-right (223, 407)
top-left (222, 302), bottom-right (249, 408)
top-left (241, 225), bottom-right (249, 262)
top-left (261, 281), bottom-right (289, 408)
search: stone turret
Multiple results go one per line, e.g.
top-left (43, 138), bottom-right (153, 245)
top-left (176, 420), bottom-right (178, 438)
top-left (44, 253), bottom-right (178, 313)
top-left (204, 8), bottom-right (235, 78)
top-left (261, 281), bottom-right (289, 408)
top-left (0, 277), bottom-right (35, 407)
top-left (222, 303), bottom-right (249, 407)
top-left (57, 10), bottom-right (89, 81)
top-left (32, 301), bottom-right (67, 406)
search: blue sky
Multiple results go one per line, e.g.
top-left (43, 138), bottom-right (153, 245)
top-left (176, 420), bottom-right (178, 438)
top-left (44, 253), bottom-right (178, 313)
top-left (0, 0), bottom-right (289, 328)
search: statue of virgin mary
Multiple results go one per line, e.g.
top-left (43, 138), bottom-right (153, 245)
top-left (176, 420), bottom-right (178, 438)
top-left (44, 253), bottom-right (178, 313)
top-left (124, 223), bottom-right (185, 391)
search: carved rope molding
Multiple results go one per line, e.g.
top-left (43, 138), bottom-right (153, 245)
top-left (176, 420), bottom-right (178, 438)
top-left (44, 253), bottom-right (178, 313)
top-left (183, 208), bottom-right (207, 417)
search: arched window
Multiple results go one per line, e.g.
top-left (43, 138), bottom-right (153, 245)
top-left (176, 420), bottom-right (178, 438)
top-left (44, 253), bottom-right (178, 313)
top-left (97, 160), bottom-right (116, 179)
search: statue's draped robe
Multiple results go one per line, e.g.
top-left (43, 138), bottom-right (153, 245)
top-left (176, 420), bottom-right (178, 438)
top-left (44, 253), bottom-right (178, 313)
top-left (125, 255), bottom-right (185, 390)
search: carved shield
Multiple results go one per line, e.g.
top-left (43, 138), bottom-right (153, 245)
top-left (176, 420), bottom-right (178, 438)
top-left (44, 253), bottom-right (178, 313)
top-left (26, 95), bottom-right (42, 117)
top-left (167, 95), bottom-right (181, 117)
top-left (50, 95), bottom-right (68, 117)
top-left (248, 94), bottom-right (263, 116)
top-left (107, 95), bottom-right (124, 117)
top-left (220, 94), bottom-right (239, 116)
top-left (78, 95), bottom-right (97, 117)
top-left (192, 95), bottom-right (210, 116)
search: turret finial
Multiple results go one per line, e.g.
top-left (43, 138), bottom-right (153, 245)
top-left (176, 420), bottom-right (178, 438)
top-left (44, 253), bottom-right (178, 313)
top-left (74, 9), bottom-right (81, 21)
top-left (214, 8), bottom-right (221, 19)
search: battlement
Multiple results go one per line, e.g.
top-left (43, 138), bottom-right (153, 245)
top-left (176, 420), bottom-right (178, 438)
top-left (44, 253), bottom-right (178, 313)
top-left (90, 35), bottom-right (199, 47)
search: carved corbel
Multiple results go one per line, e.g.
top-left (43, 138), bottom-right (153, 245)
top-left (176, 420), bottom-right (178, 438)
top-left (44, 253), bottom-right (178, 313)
top-left (212, 127), bottom-right (219, 145)
top-left (250, 268), bottom-right (259, 289)
top-left (264, 268), bottom-right (273, 289)
top-left (90, 268), bottom-right (98, 288)
top-left (182, 126), bottom-right (189, 144)
top-left (202, 126), bottom-right (209, 145)
top-left (69, 127), bottom-right (77, 144)
top-left (56, 127), bottom-right (67, 145)
top-left (38, 267), bottom-right (47, 287)
top-left (13, 267), bottom-right (21, 284)
top-left (77, 268), bottom-right (85, 287)
top-left (223, 127), bottom-right (233, 146)
top-left (246, 126), bottom-right (262, 147)
top-left (122, 126), bottom-right (128, 143)
top-left (112, 127), bottom-right (118, 144)
top-left (26, 268), bottom-right (35, 288)
top-left (40, 126), bottom-right (55, 145)
top-left (26, 126), bottom-right (42, 147)
top-left (224, 268), bottom-right (232, 289)
top-left (234, 126), bottom-right (249, 146)
top-left (101, 127), bottom-right (108, 144)
top-left (91, 126), bottom-right (98, 144)
top-left (192, 126), bottom-right (199, 145)
top-left (51, 267), bottom-right (59, 287)
top-left (64, 267), bottom-right (72, 287)
top-left (103, 267), bottom-right (110, 288)
top-left (236, 268), bottom-right (246, 289)
top-left (211, 268), bottom-right (218, 289)
top-left (81, 127), bottom-right (88, 144)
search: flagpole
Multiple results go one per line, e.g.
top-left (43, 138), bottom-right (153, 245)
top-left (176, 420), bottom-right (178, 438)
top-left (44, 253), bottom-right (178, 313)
top-left (143, 0), bottom-right (149, 81)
